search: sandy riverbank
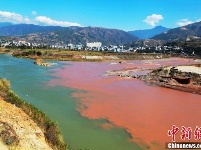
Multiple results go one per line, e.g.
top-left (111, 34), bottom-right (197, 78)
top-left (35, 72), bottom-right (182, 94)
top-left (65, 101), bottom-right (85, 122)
top-left (175, 65), bottom-right (201, 74)
top-left (0, 97), bottom-right (52, 150)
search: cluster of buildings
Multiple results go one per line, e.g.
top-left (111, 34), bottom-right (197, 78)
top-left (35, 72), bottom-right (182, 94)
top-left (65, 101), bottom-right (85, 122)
top-left (0, 40), bottom-right (102, 50)
top-left (0, 40), bottom-right (42, 48)
top-left (50, 43), bottom-right (127, 52)
top-left (133, 45), bottom-right (183, 52)
top-left (0, 40), bottom-right (124, 52)
top-left (0, 39), bottom-right (184, 54)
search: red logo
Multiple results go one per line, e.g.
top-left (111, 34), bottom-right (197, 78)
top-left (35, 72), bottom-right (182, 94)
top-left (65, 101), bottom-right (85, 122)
top-left (194, 126), bottom-right (201, 140)
top-left (168, 125), bottom-right (180, 142)
top-left (181, 126), bottom-right (192, 140)
top-left (168, 125), bottom-right (201, 142)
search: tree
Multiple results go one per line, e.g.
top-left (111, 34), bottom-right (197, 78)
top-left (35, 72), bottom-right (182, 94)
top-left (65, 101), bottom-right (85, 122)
top-left (36, 51), bottom-right (42, 56)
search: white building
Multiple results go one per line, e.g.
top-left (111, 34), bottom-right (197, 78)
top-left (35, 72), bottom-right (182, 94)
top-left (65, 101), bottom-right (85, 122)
top-left (68, 43), bottom-right (74, 49)
top-left (86, 42), bottom-right (102, 48)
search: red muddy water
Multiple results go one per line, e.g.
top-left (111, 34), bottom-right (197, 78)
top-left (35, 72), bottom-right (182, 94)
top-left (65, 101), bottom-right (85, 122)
top-left (49, 58), bottom-right (201, 149)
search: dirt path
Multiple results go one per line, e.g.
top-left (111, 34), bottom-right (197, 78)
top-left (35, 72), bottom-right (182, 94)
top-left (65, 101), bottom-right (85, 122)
top-left (0, 97), bottom-right (52, 150)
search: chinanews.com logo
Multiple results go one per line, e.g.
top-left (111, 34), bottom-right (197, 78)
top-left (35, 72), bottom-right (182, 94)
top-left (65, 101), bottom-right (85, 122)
top-left (166, 125), bottom-right (201, 149)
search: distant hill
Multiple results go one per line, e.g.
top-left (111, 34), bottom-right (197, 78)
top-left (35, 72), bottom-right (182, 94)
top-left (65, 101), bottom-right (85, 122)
top-left (152, 21), bottom-right (201, 41)
top-left (52, 27), bottom-right (138, 45)
top-left (0, 22), bottom-right (13, 27)
top-left (0, 24), bottom-right (64, 36)
top-left (0, 24), bottom-right (138, 45)
top-left (128, 26), bottom-right (170, 39)
top-left (124, 39), bottom-right (166, 48)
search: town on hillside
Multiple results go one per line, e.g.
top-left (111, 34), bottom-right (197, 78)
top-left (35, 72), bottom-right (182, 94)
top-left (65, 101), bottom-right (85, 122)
top-left (1, 38), bottom-right (200, 57)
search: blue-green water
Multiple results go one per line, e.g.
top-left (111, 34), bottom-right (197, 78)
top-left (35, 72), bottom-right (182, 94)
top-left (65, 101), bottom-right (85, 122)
top-left (0, 54), bottom-right (141, 150)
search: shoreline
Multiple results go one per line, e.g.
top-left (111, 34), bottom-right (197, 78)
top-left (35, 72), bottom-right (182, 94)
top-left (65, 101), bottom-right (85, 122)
top-left (105, 61), bottom-right (201, 95)
top-left (0, 97), bottom-right (52, 150)
top-left (0, 78), bottom-right (67, 150)
top-left (1, 48), bottom-right (173, 62)
top-left (138, 64), bottom-right (201, 95)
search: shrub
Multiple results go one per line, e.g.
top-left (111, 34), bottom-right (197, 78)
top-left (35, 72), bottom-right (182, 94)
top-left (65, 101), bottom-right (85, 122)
top-left (36, 51), bottom-right (42, 56)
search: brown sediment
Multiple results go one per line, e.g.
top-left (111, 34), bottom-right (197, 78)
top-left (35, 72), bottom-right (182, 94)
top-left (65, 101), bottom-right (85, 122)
top-left (34, 59), bottom-right (52, 67)
top-left (100, 123), bottom-right (114, 130)
top-left (48, 58), bottom-right (201, 149)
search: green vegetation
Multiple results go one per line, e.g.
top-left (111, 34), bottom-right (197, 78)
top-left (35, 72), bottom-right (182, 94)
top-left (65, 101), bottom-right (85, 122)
top-left (0, 78), bottom-right (67, 150)
top-left (10, 49), bottom-right (112, 61)
top-left (4, 48), bottom-right (170, 61)
top-left (12, 49), bottom-right (112, 56)
top-left (117, 52), bottom-right (170, 60)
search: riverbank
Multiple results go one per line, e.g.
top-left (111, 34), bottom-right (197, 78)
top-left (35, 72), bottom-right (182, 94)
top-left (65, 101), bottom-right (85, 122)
top-left (0, 78), bottom-right (67, 150)
top-left (137, 64), bottom-right (201, 95)
top-left (0, 48), bottom-right (171, 62)
top-left (0, 97), bottom-right (52, 150)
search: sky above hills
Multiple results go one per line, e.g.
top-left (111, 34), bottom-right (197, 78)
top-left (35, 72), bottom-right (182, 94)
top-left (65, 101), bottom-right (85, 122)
top-left (0, 0), bottom-right (201, 31)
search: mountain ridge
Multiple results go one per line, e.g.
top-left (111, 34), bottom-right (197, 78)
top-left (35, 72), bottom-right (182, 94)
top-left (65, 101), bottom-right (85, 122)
top-left (128, 26), bottom-right (170, 39)
top-left (0, 24), bottom-right (65, 36)
top-left (152, 21), bottom-right (201, 41)
top-left (0, 23), bottom-right (138, 45)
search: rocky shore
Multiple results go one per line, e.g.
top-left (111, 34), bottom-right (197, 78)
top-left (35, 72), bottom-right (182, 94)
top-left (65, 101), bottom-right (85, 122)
top-left (34, 59), bottom-right (52, 67)
top-left (138, 64), bottom-right (201, 95)
top-left (105, 60), bottom-right (201, 95)
top-left (105, 67), bottom-right (151, 78)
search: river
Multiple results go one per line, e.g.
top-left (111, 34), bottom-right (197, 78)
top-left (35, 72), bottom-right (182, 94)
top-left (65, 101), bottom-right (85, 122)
top-left (0, 54), bottom-right (201, 149)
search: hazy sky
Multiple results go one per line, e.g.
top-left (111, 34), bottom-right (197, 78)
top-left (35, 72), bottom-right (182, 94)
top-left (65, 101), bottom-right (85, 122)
top-left (0, 0), bottom-right (201, 31)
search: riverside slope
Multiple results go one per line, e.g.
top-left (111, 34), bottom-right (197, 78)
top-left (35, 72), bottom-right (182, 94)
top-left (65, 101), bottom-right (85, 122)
top-left (0, 97), bottom-right (52, 150)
